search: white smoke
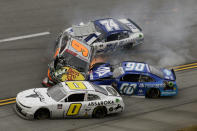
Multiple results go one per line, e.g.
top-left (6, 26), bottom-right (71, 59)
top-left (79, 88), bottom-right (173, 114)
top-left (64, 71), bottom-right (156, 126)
top-left (106, 0), bottom-right (197, 67)
top-left (61, 0), bottom-right (197, 68)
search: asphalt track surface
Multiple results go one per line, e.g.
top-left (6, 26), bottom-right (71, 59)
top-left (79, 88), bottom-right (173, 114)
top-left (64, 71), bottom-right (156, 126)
top-left (0, 0), bottom-right (197, 131)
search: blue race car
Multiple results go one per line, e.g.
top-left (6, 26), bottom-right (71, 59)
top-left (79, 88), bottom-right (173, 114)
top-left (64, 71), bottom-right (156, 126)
top-left (64, 18), bottom-right (144, 54)
top-left (88, 62), bottom-right (178, 98)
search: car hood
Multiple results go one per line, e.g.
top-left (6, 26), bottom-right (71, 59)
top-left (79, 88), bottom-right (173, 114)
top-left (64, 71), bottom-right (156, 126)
top-left (89, 63), bottom-right (113, 80)
top-left (16, 88), bottom-right (55, 107)
top-left (162, 69), bottom-right (176, 81)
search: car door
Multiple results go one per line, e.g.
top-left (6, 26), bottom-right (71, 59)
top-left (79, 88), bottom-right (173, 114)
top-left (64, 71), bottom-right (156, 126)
top-left (138, 74), bottom-right (162, 95)
top-left (137, 74), bottom-right (157, 96)
top-left (63, 93), bottom-right (87, 118)
top-left (117, 73), bottom-right (140, 95)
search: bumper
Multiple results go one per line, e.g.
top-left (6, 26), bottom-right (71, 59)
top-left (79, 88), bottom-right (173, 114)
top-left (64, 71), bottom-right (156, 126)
top-left (14, 103), bottom-right (34, 120)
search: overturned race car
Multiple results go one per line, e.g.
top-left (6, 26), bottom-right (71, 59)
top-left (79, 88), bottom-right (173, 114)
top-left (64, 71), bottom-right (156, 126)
top-left (89, 61), bottom-right (178, 98)
top-left (42, 33), bottom-right (95, 87)
top-left (63, 18), bottom-right (144, 53)
top-left (15, 81), bottom-right (124, 120)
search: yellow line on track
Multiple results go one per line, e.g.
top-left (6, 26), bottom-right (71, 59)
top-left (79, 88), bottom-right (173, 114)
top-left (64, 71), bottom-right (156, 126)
top-left (0, 100), bottom-right (16, 106)
top-left (0, 97), bottom-right (16, 102)
top-left (174, 65), bottom-right (197, 71)
top-left (172, 62), bottom-right (197, 69)
top-left (0, 63), bottom-right (197, 106)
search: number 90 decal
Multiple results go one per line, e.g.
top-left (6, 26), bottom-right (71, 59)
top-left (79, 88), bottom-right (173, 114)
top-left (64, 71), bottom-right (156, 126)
top-left (120, 83), bottom-right (137, 95)
top-left (125, 62), bottom-right (145, 71)
top-left (67, 103), bottom-right (82, 116)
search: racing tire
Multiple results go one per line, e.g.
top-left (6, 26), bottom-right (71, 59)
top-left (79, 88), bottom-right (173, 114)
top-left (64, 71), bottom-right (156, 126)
top-left (92, 106), bottom-right (107, 118)
top-left (146, 88), bottom-right (160, 99)
top-left (34, 109), bottom-right (50, 120)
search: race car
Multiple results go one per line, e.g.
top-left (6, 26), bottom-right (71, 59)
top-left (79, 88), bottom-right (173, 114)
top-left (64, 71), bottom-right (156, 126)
top-left (42, 33), bottom-right (95, 87)
top-left (63, 18), bottom-right (144, 53)
top-left (15, 81), bottom-right (124, 120)
top-left (89, 61), bottom-right (178, 98)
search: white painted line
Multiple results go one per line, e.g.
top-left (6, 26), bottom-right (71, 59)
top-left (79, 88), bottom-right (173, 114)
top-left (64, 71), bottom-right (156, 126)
top-left (0, 32), bottom-right (50, 43)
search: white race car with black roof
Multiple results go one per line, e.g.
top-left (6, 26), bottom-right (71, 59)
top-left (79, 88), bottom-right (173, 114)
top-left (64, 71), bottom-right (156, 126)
top-left (15, 81), bottom-right (124, 120)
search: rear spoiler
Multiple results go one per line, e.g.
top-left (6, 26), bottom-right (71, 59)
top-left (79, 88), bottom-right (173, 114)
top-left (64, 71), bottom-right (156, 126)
top-left (171, 69), bottom-right (176, 80)
top-left (127, 18), bottom-right (142, 31)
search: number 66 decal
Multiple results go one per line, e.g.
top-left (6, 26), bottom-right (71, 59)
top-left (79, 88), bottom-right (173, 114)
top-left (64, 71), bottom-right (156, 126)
top-left (120, 83), bottom-right (137, 95)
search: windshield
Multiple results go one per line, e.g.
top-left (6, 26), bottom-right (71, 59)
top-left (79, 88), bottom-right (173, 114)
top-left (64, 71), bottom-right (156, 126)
top-left (149, 65), bottom-right (164, 78)
top-left (47, 83), bottom-right (67, 101)
top-left (89, 82), bottom-right (108, 95)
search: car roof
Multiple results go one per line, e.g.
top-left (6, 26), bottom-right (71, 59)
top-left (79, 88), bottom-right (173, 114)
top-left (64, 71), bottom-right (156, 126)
top-left (61, 81), bottom-right (95, 92)
top-left (94, 18), bottom-right (129, 36)
top-left (121, 61), bottom-right (151, 74)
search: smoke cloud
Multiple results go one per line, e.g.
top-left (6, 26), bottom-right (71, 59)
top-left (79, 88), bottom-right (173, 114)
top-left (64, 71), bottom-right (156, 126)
top-left (106, 0), bottom-right (197, 67)
top-left (62, 0), bottom-right (197, 68)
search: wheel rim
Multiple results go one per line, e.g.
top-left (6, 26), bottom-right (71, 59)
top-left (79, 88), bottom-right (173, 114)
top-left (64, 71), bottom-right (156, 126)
top-left (95, 109), bottom-right (104, 118)
top-left (36, 111), bottom-right (49, 119)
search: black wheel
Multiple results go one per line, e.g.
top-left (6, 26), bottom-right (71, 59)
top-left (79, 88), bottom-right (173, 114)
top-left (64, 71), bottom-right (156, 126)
top-left (34, 109), bottom-right (50, 120)
top-left (92, 107), bottom-right (107, 118)
top-left (146, 88), bottom-right (160, 98)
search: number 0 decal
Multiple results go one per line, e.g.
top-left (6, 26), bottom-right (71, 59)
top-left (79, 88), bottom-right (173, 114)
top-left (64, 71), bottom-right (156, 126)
top-left (71, 40), bottom-right (89, 57)
top-left (67, 103), bottom-right (82, 116)
top-left (66, 81), bottom-right (87, 90)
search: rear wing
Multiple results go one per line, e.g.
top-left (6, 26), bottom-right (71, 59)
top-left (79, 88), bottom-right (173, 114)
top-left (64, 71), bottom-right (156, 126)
top-left (171, 69), bottom-right (176, 80)
top-left (118, 18), bottom-right (142, 32)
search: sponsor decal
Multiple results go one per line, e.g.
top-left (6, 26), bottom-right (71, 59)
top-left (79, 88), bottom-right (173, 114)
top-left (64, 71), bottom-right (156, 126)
top-left (58, 67), bottom-right (85, 81)
top-left (95, 67), bottom-right (110, 77)
top-left (114, 104), bottom-right (122, 111)
top-left (57, 104), bottom-right (62, 109)
top-left (139, 83), bottom-right (144, 88)
top-left (115, 99), bottom-right (120, 103)
top-left (144, 84), bottom-right (165, 88)
top-left (88, 100), bottom-right (114, 106)
top-left (161, 92), bottom-right (176, 95)
top-left (138, 89), bottom-right (143, 94)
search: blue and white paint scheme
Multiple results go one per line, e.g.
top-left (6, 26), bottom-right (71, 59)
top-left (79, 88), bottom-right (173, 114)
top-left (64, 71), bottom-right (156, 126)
top-left (62, 18), bottom-right (144, 54)
top-left (89, 61), bottom-right (178, 98)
